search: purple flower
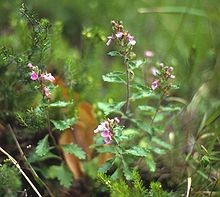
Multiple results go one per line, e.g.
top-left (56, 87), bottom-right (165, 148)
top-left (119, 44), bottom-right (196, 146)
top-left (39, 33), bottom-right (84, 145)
top-left (101, 130), bottom-right (111, 138)
top-left (115, 32), bottom-right (123, 38)
top-left (94, 121), bottom-right (109, 133)
top-left (30, 71), bottom-right (39, 81)
top-left (41, 73), bottom-right (55, 83)
top-left (151, 67), bottom-right (159, 76)
top-left (144, 50), bottom-right (154, 58)
top-left (151, 80), bottom-right (159, 90)
top-left (43, 86), bottom-right (51, 98)
top-left (106, 35), bottom-right (113, 46)
top-left (27, 63), bottom-right (34, 69)
top-left (114, 117), bottom-right (120, 124)
top-left (127, 34), bottom-right (136, 46)
top-left (104, 136), bottom-right (112, 144)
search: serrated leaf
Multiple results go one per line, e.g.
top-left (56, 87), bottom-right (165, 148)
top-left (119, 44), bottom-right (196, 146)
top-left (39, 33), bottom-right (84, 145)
top-left (102, 71), bottom-right (126, 84)
top-left (138, 105), bottom-right (156, 115)
top-left (36, 135), bottom-right (50, 157)
top-left (152, 137), bottom-right (172, 150)
top-left (28, 151), bottom-right (60, 163)
top-left (122, 160), bottom-right (132, 180)
top-left (108, 51), bottom-right (122, 57)
top-left (47, 164), bottom-right (73, 188)
top-left (128, 59), bottom-right (146, 70)
top-left (98, 159), bottom-right (114, 173)
top-left (49, 100), bottom-right (73, 107)
top-left (125, 146), bottom-right (149, 157)
top-left (96, 146), bottom-right (116, 154)
top-left (97, 101), bottom-right (125, 116)
top-left (62, 143), bottom-right (86, 159)
top-left (130, 91), bottom-right (154, 101)
top-left (51, 117), bottom-right (76, 131)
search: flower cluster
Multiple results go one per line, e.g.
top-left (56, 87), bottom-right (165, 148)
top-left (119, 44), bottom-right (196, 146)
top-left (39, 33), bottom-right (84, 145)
top-left (27, 63), bottom-right (55, 99)
top-left (94, 117), bottom-right (120, 144)
top-left (106, 20), bottom-right (136, 47)
top-left (151, 63), bottom-right (175, 94)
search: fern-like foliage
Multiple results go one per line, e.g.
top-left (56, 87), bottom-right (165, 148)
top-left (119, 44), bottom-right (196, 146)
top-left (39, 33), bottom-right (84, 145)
top-left (0, 162), bottom-right (22, 197)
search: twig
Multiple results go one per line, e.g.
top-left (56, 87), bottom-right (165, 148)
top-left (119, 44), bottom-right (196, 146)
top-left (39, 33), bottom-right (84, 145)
top-left (8, 124), bottom-right (55, 197)
top-left (0, 146), bottom-right (42, 197)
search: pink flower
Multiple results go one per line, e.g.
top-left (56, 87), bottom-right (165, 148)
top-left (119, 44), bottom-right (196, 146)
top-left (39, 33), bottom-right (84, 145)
top-left (114, 117), bottom-right (120, 124)
top-left (106, 35), bottom-right (113, 46)
top-left (151, 80), bottom-right (159, 90)
top-left (43, 86), bottom-right (51, 98)
top-left (151, 67), bottom-right (159, 76)
top-left (127, 34), bottom-right (136, 46)
top-left (30, 71), bottom-right (39, 81)
top-left (115, 32), bottom-right (123, 38)
top-left (144, 50), bottom-right (154, 58)
top-left (104, 136), bottom-right (112, 144)
top-left (101, 130), bottom-right (111, 138)
top-left (41, 73), bottom-right (55, 83)
top-left (27, 63), bottom-right (34, 69)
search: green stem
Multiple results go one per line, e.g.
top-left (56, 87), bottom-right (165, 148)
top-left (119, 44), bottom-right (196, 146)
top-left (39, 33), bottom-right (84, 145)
top-left (124, 57), bottom-right (130, 114)
top-left (150, 93), bottom-right (165, 127)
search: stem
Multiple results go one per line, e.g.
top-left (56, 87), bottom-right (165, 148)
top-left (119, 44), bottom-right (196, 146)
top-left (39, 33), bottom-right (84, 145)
top-left (0, 146), bottom-right (42, 197)
top-left (124, 57), bottom-right (131, 114)
top-left (150, 93), bottom-right (165, 126)
top-left (8, 125), bottom-right (55, 197)
top-left (46, 110), bottom-right (62, 158)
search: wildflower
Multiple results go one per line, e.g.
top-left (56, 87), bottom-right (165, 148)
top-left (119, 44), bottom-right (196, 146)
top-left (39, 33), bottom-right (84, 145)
top-left (41, 73), bottom-right (55, 83)
top-left (115, 31), bottom-right (123, 38)
top-left (106, 35), bottom-right (113, 46)
top-left (104, 136), bottom-right (112, 144)
top-left (30, 71), bottom-right (39, 81)
top-left (43, 86), bottom-right (51, 98)
top-left (151, 67), bottom-right (159, 76)
top-left (94, 121), bottom-right (109, 133)
top-left (27, 63), bottom-right (34, 69)
top-left (94, 117), bottom-right (120, 144)
top-left (151, 80), bottom-right (159, 90)
top-left (127, 33), bottom-right (136, 46)
top-left (144, 50), bottom-right (154, 58)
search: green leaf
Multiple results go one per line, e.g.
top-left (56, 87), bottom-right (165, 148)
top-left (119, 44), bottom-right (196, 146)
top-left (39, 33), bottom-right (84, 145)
top-left (96, 146), bottom-right (116, 154)
top-left (138, 6), bottom-right (207, 17)
top-left (160, 106), bottom-right (181, 112)
top-left (145, 154), bottom-right (156, 172)
top-left (138, 105), bottom-right (156, 115)
top-left (48, 100), bottom-right (73, 108)
top-left (97, 101), bottom-right (125, 116)
top-left (98, 159), bottom-right (114, 173)
top-left (152, 137), bottom-right (172, 150)
top-left (62, 143), bottom-right (86, 159)
top-left (108, 51), bottom-right (122, 57)
top-left (51, 117), bottom-right (76, 131)
top-left (47, 164), bottom-right (73, 188)
top-left (126, 146), bottom-right (149, 157)
top-left (28, 151), bottom-right (60, 163)
top-left (36, 135), bottom-right (50, 157)
top-left (204, 105), bottom-right (220, 127)
top-left (122, 160), bottom-right (132, 180)
top-left (128, 59), bottom-right (146, 70)
top-left (102, 71), bottom-right (126, 84)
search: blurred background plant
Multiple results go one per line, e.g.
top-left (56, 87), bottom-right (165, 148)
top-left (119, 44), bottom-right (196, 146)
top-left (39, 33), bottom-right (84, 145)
top-left (0, 0), bottom-right (219, 196)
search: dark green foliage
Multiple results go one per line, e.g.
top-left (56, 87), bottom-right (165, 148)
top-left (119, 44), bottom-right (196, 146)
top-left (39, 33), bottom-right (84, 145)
top-left (0, 163), bottom-right (22, 197)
